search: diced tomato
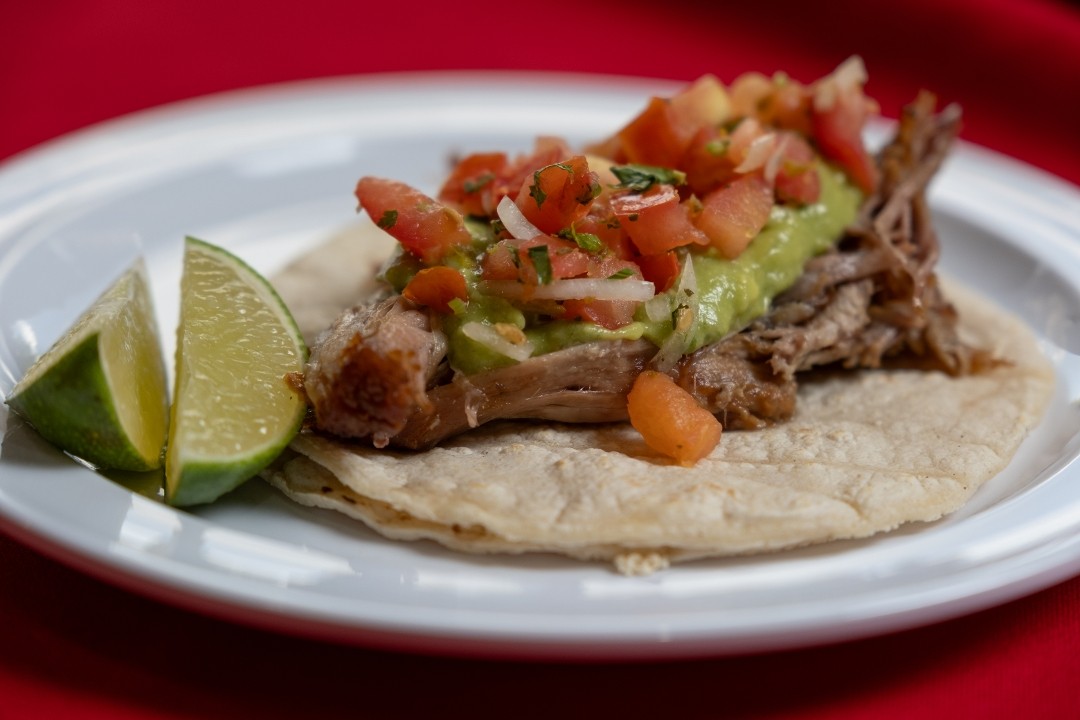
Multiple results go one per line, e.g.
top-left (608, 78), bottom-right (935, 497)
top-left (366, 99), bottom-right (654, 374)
top-left (681, 126), bottom-right (739, 196)
top-left (616, 97), bottom-right (698, 168)
top-left (635, 250), bottom-right (680, 293)
top-left (402, 266), bottom-right (468, 314)
top-left (813, 101), bottom-right (877, 195)
top-left (727, 117), bottom-right (771, 169)
top-left (478, 240), bottom-right (520, 281)
top-left (729, 71), bottom-right (773, 119)
top-left (627, 370), bottom-right (722, 465)
top-left (766, 79), bottom-right (813, 136)
top-left (515, 155), bottom-right (600, 235)
top-left (585, 254), bottom-right (640, 280)
top-left (730, 71), bottom-right (813, 136)
top-left (355, 177), bottom-right (473, 266)
top-left (583, 133), bottom-right (626, 163)
top-left (547, 238), bottom-right (593, 279)
top-left (669, 74), bottom-right (732, 130)
top-left (773, 132), bottom-right (821, 205)
top-left (562, 298), bottom-right (637, 330)
top-left (574, 201), bottom-right (637, 260)
top-left (480, 235), bottom-right (590, 285)
top-left (611, 184), bottom-right (709, 255)
top-left (569, 218), bottom-right (629, 261)
top-left (570, 249), bottom-right (643, 330)
top-left (811, 57), bottom-right (879, 195)
top-left (615, 77), bottom-right (732, 169)
top-left (695, 175), bottom-right (774, 259)
top-left (438, 152), bottom-right (508, 216)
top-left (500, 137), bottom-right (574, 205)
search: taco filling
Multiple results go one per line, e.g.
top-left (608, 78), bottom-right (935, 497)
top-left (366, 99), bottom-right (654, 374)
top-left (302, 58), bottom-right (991, 459)
top-left (264, 59), bottom-right (1053, 573)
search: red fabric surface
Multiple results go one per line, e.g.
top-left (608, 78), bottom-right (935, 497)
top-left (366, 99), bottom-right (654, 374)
top-left (2, 1), bottom-right (1080, 718)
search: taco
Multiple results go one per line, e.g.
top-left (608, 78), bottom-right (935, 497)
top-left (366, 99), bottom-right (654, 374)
top-left (261, 60), bottom-right (1052, 573)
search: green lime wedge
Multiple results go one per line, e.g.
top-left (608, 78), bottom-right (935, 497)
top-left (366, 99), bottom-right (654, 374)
top-left (166, 237), bottom-right (308, 507)
top-left (5, 261), bottom-right (168, 471)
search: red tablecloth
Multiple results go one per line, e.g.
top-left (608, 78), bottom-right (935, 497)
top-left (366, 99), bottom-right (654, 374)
top-left (3, 1), bottom-right (1080, 717)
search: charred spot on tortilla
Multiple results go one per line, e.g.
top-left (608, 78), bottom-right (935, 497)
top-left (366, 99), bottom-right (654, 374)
top-left (264, 62), bottom-right (1053, 573)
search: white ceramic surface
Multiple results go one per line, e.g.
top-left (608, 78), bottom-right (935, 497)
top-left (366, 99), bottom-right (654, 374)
top-left (1, 73), bottom-right (1079, 660)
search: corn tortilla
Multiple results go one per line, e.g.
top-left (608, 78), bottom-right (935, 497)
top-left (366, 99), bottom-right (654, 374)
top-left (262, 224), bottom-right (1053, 574)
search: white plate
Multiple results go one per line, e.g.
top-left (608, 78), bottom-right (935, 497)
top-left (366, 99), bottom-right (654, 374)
top-left (1, 72), bottom-right (1080, 660)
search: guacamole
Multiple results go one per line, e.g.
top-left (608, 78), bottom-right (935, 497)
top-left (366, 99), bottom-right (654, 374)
top-left (421, 164), bottom-right (860, 375)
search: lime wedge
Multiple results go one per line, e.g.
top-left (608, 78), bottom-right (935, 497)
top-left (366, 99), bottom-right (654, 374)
top-left (166, 237), bottom-right (307, 506)
top-left (5, 261), bottom-right (168, 471)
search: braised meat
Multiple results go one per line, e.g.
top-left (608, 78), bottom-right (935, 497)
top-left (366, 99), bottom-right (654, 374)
top-left (304, 94), bottom-right (986, 450)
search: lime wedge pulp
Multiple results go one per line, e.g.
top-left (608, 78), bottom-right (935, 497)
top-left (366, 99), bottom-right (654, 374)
top-left (166, 237), bottom-right (308, 506)
top-left (5, 260), bottom-right (169, 471)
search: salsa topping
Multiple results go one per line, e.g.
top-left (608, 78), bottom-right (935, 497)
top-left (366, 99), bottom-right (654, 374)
top-left (342, 57), bottom-right (890, 461)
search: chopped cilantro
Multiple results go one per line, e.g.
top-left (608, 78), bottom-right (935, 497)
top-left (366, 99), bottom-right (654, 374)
top-left (573, 231), bottom-right (602, 252)
top-left (529, 180), bottom-right (547, 208)
top-left (527, 245), bottom-right (553, 284)
top-left (529, 162), bottom-right (587, 208)
top-left (704, 139), bottom-right (730, 156)
top-left (557, 224), bottom-right (603, 252)
top-left (576, 180), bottom-right (602, 205)
top-left (377, 209), bottom-right (398, 229)
top-left (611, 164), bottom-right (687, 193)
top-left (463, 172), bottom-right (495, 193)
top-left (608, 267), bottom-right (635, 280)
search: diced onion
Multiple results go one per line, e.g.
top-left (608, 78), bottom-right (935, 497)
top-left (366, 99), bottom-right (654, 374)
top-left (673, 251), bottom-right (698, 309)
top-left (763, 133), bottom-right (791, 185)
top-left (496, 196), bottom-right (543, 241)
top-left (481, 278), bottom-right (656, 302)
top-left (460, 321), bottom-right (534, 362)
top-left (735, 132), bottom-right (777, 174)
top-left (644, 293), bottom-right (672, 322)
top-left (813, 56), bottom-right (867, 112)
top-left (651, 254), bottom-right (699, 372)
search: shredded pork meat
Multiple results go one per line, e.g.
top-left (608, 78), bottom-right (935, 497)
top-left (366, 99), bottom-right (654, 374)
top-left (304, 299), bottom-right (447, 447)
top-left (304, 93), bottom-right (990, 450)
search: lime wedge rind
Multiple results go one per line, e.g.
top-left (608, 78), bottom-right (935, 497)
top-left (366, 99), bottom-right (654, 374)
top-left (4, 261), bottom-right (169, 472)
top-left (165, 237), bottom-right (308, 507)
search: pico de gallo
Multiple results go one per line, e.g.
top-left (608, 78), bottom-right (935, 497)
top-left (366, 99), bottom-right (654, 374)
top-left (354, 57), bottom-right (878, 461)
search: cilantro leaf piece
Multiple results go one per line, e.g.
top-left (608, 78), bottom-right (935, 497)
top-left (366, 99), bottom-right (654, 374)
top-left (463, 172), bottom-right (495, 193)
top-left (573, 231), bottom-right (603, 252)
top-left (557, 225), bottom-right (603, 252)
top-left (576, 180), bottom-right (602, 204)
top-left (608, 267), bottom-right (635, 280)
top-left (377, 210), bottom-right (398, 229)
top-left (527, 245), bottom-right (553, 284)
top-left (611, 164), bottom-right (687, 193)
top-left (529, 162), bottom-right (574, 209)
top-left (529, 180), bottom-right (547, 208)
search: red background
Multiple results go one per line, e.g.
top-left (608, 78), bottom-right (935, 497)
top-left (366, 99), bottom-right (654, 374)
top-left (3, 1), bottom-right (1080, 718)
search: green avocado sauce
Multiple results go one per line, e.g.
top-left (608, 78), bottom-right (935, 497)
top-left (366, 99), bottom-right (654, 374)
top-left (380, 165), bottom-right (861, 375)
top-left (670, 164), bottom-right (860, 352)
